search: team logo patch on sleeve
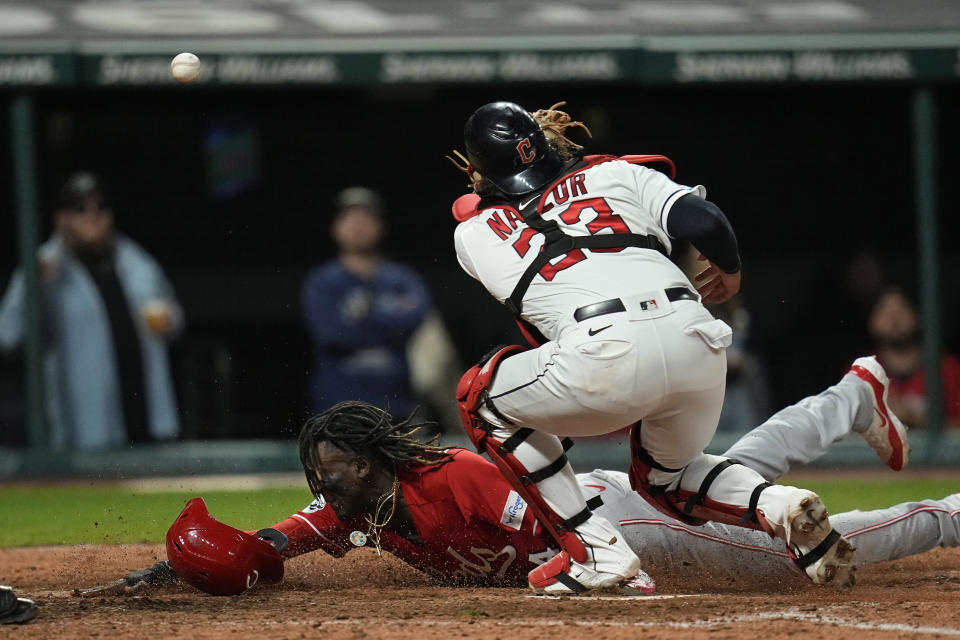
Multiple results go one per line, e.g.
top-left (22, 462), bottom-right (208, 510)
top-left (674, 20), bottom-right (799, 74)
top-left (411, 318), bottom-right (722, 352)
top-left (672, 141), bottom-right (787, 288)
top-left (500, 491), bottom-right (528, 530)
top-left (303, 496), bottom-right (327, 513)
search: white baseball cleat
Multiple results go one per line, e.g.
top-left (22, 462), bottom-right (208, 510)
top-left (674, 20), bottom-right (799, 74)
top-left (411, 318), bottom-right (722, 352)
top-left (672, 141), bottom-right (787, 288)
top-left (528, 514), bottom-right (647, 596)
top-left (785, 493), bottom-right (856, 588)
top-left (848, 355), bottom-right (910, 471)
top-left (527, 528), bottom-right (648, 596)
top-left (528, 549), bottom-right (646, 595)
top-left (615, 569), bottom-right (657, 596)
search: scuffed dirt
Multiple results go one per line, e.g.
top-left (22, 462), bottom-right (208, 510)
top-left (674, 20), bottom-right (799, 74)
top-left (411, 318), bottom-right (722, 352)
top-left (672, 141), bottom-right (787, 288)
top-left (2, 544), bottom-right (960, 639)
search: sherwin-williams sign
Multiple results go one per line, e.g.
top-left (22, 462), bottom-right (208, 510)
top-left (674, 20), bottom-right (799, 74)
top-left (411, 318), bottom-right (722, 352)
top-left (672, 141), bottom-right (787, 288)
top-left (1, 45), bottom-right (959, 87)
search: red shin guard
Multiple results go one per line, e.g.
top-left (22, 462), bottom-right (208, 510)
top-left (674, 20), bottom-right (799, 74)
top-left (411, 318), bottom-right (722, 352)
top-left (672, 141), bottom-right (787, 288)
top-left (456, 346), bottom-right (589, 563)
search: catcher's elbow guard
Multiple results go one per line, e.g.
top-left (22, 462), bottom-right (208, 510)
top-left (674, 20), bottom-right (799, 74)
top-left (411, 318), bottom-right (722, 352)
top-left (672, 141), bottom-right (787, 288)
top-left (166, 497), bottom-right (284, 596)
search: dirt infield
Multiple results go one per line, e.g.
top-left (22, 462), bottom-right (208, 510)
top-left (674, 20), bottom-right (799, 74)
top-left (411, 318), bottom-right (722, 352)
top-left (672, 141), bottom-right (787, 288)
top-left (2, 544), bottom-right (960, 639)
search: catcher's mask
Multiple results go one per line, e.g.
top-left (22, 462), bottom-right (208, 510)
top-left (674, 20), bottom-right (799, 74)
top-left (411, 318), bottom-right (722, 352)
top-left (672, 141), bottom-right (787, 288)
top-left (463, 101), bottom-right (564, 196)
top-left (165, 497), bottom-right (284, 596)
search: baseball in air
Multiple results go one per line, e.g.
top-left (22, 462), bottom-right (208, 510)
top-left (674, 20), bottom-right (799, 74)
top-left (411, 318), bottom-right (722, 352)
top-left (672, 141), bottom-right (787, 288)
top-left (170, 52), bottom-right (201, 83)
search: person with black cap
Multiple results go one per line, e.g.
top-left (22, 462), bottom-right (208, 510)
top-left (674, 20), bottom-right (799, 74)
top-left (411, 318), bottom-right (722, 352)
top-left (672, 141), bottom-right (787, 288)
top-left (301, 187), bottom-right (432, 418)
top-left (0, 172), bottom-right (182, 449)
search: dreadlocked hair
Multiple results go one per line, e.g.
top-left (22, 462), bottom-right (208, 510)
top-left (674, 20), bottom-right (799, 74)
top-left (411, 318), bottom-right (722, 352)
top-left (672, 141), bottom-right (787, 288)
top-left (299, 400), bottom-right (452, 499)
top-left (445, 150), bottom-right (482, 191)
top-left (530, 101), bottom-right (591, 161)
top-left (446, 101), bottom-right (592, 191)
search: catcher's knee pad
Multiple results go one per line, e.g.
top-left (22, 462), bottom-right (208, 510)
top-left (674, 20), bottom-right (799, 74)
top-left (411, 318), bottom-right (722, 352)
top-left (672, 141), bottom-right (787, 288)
top-left (628, 424), bottom-right (774, 533)
top-left (456, 344), bottom-right (527, 449)
top-left (456, 345), bottom-right (589, 562)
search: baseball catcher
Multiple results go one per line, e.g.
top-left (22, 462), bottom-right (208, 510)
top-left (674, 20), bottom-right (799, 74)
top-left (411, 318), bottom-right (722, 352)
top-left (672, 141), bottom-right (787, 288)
top-left (78, 358), bottom-right (950, 598)
top-left (445, 100), bottom-right (878, 593)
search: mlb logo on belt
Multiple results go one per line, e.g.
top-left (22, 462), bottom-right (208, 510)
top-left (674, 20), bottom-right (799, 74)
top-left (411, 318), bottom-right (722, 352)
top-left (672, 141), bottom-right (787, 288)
top-left (639, 299), bottom-right (658, 311)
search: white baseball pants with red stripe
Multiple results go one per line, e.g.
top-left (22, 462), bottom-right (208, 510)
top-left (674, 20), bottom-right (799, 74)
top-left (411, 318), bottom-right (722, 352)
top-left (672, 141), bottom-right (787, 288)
top-left (581, 375), bottom-right (960, 578)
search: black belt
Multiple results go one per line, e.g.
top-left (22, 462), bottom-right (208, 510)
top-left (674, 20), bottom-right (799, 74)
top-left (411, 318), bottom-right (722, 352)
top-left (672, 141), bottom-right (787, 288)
top-left (573, 287), bottom-right (699, 323)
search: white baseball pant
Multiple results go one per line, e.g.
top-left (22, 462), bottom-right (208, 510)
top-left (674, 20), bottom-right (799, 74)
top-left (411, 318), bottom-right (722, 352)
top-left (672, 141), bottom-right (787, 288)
top-left (480, 291), bottom-right (813, 544)
top-left (582, 375), bottom-right (960, 577)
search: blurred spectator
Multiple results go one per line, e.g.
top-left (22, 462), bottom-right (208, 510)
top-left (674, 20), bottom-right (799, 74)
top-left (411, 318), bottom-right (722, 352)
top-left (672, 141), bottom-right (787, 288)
top-left (844, 249), bottom-right (886, 316)
top-left (868, 286), bottom-right (960, 429)
top-left (0, 172), bottom-right (182, 449)
top-left (302, 187), bottom-right (431, 417)
top-left (713, 297), bottom-right (772, 432)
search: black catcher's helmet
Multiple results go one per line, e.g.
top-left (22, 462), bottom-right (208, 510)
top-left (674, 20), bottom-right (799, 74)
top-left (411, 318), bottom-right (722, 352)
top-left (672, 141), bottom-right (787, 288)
top-left (463, 102), bottom-right (564, 196)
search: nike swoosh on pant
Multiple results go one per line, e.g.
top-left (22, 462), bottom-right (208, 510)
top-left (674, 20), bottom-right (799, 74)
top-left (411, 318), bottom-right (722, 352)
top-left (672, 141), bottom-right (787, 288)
top-left (588, 325), bottom-right (612, 336)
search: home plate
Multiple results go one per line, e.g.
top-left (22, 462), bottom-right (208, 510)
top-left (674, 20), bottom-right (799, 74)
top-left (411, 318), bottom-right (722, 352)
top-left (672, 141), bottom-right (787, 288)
top-left (527, 593), bottom-right (706, 601)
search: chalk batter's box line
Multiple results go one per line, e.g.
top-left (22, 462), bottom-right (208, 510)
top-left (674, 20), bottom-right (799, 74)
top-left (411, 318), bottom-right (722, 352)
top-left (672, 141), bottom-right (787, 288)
top-left (312, 609), bottom-right (960, 636)
top-left (525, 593), bottom-right (705, 601)
top-left (70, 608), bottom-right (960, 636)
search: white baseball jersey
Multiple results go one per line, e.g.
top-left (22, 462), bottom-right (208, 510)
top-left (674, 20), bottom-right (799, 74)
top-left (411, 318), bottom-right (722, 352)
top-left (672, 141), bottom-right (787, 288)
top-left (454, 158), bottom-right (706, 341)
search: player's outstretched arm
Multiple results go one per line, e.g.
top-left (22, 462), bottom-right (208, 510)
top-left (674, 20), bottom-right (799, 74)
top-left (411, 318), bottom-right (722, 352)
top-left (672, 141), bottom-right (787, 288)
top-left (74, 496), bottom-right (353, 598)
top-left (74, 561), bottom-right (180, 597)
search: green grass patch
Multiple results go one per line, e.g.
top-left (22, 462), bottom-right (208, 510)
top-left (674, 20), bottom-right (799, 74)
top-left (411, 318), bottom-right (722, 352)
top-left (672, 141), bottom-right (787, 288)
top-left (1, 477), bottom-right (955, 548)
top-left (783, 477), bottom-right (958, 513)
top-left (1, 486), bottom-right (314, 547)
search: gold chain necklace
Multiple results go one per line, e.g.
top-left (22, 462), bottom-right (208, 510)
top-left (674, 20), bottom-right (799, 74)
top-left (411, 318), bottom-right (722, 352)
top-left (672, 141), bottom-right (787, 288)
top-left (355, 473), bottom-right (400, 557)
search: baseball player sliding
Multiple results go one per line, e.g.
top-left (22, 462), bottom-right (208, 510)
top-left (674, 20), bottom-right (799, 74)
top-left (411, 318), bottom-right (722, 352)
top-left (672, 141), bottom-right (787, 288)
top-left (83, 358), bottom-right (954, 598)
top-left (448, 101), bottom-right (901, 593)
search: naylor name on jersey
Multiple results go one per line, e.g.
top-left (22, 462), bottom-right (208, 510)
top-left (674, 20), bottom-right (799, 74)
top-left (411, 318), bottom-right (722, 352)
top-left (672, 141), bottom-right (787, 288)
top-left (484, 172), bottom-right (590, 242)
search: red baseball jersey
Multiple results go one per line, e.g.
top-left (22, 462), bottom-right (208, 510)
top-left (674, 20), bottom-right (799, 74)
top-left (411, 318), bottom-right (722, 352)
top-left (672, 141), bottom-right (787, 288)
top-left (272, 448), bottom-right (555, 585)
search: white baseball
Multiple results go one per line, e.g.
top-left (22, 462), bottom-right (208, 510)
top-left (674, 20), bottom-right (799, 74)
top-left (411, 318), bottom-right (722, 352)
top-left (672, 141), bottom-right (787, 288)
top-left (170, 52), bottom-right (201, 83)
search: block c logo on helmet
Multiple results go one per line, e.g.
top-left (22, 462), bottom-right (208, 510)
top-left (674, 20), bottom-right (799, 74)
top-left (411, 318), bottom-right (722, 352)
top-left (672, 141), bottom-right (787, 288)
top-left (516, 138), bottom-right (536, 164)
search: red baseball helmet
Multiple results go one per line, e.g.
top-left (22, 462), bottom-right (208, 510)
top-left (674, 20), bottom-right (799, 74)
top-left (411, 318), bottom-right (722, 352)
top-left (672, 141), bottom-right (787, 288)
top-left (165, 497), bottom-right (284, 596)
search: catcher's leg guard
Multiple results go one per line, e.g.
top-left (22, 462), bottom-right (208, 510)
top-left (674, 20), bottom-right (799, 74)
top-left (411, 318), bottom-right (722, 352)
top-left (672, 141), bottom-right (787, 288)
top-left (628, 422), bottom-right (776, 533)
top-left (456, 345), bottom-right (589, 562)
top-left (628, 424), bottom-right (855, 586)
top-left (458, 346), bottom-right (645, 593)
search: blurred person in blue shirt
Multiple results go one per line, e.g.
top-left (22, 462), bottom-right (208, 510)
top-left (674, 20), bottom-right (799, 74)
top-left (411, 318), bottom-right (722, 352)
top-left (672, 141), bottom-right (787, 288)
top-left (302, 187), bottom-right (431, 417)
top-left (0, 172), bottom-right (182, 449)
